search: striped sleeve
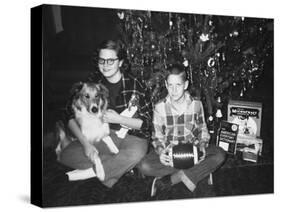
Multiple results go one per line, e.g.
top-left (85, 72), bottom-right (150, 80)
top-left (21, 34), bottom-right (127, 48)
top-left (152, 103), bottom-right (166, 154)
top-left (133, 78), bottom-right (153, 138)
top-left (194, 101), bottom-right (210, 148)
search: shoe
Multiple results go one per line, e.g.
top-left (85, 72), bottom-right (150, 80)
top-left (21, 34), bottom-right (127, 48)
top-left (150, 175), bottom-right (171, 197)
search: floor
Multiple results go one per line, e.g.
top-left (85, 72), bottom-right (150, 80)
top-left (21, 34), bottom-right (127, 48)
top-left (41, 143), bottom-right (273, 207)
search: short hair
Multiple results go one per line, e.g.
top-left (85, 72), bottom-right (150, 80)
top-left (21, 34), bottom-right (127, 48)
top-left (97, 40), bottom-right (126, 60)
top-left (165, 64), bottom-right (187, 82)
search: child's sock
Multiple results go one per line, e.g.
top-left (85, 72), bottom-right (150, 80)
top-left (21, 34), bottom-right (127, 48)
top-left (177, 170), bottom-right (196, 192)
top-left (66, 168), bottom-right (96, 181)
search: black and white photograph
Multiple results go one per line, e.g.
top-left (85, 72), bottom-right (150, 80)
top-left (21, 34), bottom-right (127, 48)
top-left (28, 1), bottom-right (275, 210)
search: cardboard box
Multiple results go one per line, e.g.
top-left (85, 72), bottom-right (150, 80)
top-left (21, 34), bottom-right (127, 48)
top-left (242, 150), bottom-right (258, 163)
top-left (236, 134), bottom-right (263, 156)
top-left (227, 100), bottom-right (262, 137)
top-left (217, 121), bottom-right (239, 154)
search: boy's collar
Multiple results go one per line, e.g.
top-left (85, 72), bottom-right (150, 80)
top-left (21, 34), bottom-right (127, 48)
top-left (165, 91), bottom-right (193, 105)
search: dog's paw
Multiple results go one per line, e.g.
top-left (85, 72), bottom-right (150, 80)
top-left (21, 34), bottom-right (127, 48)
top-left (102, 136), bottom-right (119, 154)
top-left (95, 158), bottom-right (105, 181)
top-left (110, 146), bottom-right (119, 154)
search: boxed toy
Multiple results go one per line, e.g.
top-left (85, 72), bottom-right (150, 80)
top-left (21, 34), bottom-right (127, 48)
top-left (227, 100), bottom-right (263, 161)
top-left (217, 121), bottom-right (239, 154)
top-left (228, 100), bottom-right (262, 137)
top-left (236, 134), bottom-right (263, 156)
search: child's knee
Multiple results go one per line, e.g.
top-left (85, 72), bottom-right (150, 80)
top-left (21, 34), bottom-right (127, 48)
top-left (128, 138), bottom-right (148, 160)
top-left (215, 147), bottom-right (226, 164)
top-left (137, 160), bottom-right (153, 175)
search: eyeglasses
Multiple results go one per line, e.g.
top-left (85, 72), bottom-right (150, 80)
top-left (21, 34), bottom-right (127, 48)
top-left (98, 58), bottom-right (119, 65)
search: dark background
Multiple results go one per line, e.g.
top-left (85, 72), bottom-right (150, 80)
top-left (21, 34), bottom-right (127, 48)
top-left (43, 5), bottom-right (121, 133)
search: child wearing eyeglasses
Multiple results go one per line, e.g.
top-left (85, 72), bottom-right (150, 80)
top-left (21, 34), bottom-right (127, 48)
top-left (59, 40), bottom-right (152, 188)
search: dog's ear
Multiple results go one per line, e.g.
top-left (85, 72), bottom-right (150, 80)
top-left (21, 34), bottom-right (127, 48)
top-left (69, 82), bottom-right (84, 113)
top-left (70, 82), bottom-right (84, 98)
top-left (97, 83), bottom-right (109, 99)
top-left (97, 83), bottom-right (109, 111)
top-left (72, 97), bottom-right (82, 112)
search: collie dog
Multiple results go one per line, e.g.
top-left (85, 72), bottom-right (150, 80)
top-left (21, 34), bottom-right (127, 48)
top-left (56, 82), bottom-right (118, 181)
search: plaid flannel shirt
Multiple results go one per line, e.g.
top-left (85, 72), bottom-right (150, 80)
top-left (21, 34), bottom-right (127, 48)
top-left (64, 71), bottom-right (152, 140)
top-left (152, 92), bottom-right (210, 154)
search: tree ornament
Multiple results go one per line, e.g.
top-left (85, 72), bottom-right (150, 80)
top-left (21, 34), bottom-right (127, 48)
top-left (233, 30), bottom-right (239, 37)
top-left (215, 108), bottom-right (222, 118)
top-left (222, 53), bottom-right (226, 61)
top-left (169, 21), bottom-right (173, 27)
top-left (240, 89), bottom-right (244, 97)
top-left (207, 57), bottom-right (215, 67)
top-left (200, 33), bottom-right (209, 42)
top-left (204, 69), bottom-right (209, 77)
top-left (167, 12), bottom-right (173, 31)
top-left (217, 96), bottom-right (222, 103)
top-left (183, 59), bottom-right (189, 67)
top-left (215, 97), bottom-right (223, 118)
top-left (117, 11), bottom-right (124, 20)
top-left (208, 115), bottom-right (215, 134)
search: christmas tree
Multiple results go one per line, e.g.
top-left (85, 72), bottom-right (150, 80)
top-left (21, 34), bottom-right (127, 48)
top-left (116, 10), bottom-right (273, 118)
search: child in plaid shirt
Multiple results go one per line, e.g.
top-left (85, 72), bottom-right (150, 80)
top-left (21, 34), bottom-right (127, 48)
top-left (138, 64), bottom-right (226, 196)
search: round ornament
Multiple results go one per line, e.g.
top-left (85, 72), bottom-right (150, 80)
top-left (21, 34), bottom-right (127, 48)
top-left (183, 59), bottom-right (189, 67)
top-left (208, 57), bottom-right (215, 67)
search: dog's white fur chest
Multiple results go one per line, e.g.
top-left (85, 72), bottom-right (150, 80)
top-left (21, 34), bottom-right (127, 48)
top-left (76, 110), bottom-right (109, 143)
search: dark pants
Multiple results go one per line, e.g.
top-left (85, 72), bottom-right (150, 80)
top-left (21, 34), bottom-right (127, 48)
top-left (137, 145), bottom-right (225, 190)
top-left (59, 130), bottom-right (148, 188)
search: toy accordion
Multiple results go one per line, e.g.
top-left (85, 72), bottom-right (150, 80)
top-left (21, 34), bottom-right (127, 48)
top-left (169, 143), bottom-right (201, 169)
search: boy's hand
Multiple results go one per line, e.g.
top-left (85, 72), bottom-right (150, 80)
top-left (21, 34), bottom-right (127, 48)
top-left (198, 146), bottom-right (206, 163)
top-left (159, 148), bottom-right (172, 167)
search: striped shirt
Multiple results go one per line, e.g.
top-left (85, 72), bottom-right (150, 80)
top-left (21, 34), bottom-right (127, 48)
top-left (152, 92), bottom-right (210, 154)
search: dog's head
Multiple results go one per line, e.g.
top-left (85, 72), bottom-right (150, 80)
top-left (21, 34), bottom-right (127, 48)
top-left (70, 82), bottom-right (109, 118)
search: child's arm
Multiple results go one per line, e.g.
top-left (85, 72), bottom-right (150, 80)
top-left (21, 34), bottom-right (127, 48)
top-left (152, 104), bottom-right (166, 155)
top-left (152, 104), bottom-right (173, 166)
top-left (134, 83), bottom-right (153, 136)
top-left (195, 101), bottom-right (211, 149)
